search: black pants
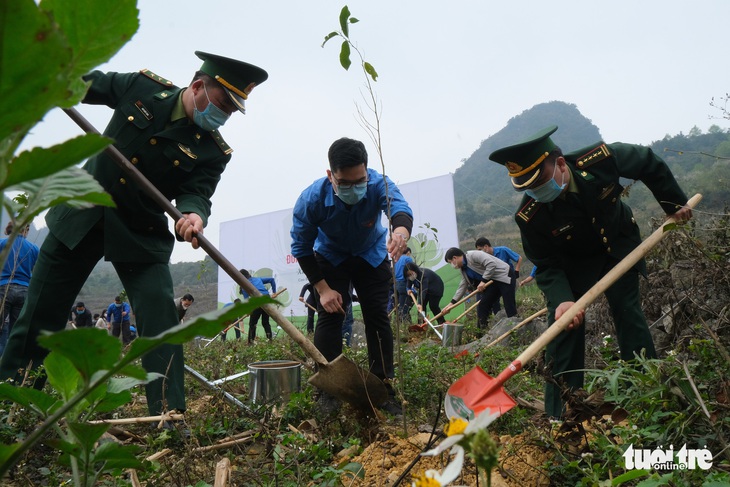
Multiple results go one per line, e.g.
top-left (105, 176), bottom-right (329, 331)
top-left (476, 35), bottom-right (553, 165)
top-left (305, 293), bottom-right (317, 333)
top-left (248, 307), bottom-right (272, 343)
top-left (314, 255), bottom-right (393, 380)
top-left (0, 231), bottom-right (184, 415)
top-left (477, 269), bottom-right (517, 328)
top-left (395, 280), bottom-right (412, 323)
top-left (423, 292), bottom-right (445, 324)
top-left (112, 320), bottom-right (132, 344)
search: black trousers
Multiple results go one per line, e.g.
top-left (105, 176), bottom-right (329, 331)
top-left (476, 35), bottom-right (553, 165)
top-left (313, 255), bottom-right (394, 380)
top-left (305, 293), bottom-right (317, 333)
top-left (0, 231), bottom-right (183, 415)
top-left (248, 307), bottom-right (272, 343)
top-left (422, 292), bottom-right (445, 324)
top-left (477, 269), bottom-right (517, 328)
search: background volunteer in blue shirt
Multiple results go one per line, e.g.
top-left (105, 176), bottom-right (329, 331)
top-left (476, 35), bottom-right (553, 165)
top-left (0, 222), bottom-right (39, 356)
top-left (106, 296), bottom-right (132, 345)
top-left (239, 269), bottom-right (276, 344)
top-left (290, 137), bottom-right (413, 415)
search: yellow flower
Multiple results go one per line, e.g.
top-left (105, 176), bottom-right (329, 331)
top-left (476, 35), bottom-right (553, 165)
top-left (422, 408), bottom-right (499, 457)
top-left (412, 446), bottom-right (465, 487)
top-left (412, 475), bottom-right (442, 487)
top-left (445, 417), bottom-right (468, 437)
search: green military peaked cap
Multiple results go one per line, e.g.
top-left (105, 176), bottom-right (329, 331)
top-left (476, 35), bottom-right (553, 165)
top-left (195, 51), bottom-right (268, 114)
top-left (489, 125), bottom-right (559, 190)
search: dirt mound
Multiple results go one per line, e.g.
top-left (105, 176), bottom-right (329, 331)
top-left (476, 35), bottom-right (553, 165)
top-left (340, 427), bottom-right (551, 487)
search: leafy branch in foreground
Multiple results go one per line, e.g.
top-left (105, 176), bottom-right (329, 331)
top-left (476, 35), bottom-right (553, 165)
top-left (0, 297), bottom-right (274, 484)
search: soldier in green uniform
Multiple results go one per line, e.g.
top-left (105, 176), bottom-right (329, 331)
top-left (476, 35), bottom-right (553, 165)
top-left (489, 126), bottom-right (692, 418)
top-left (0, 52), bottom-right (267, 416)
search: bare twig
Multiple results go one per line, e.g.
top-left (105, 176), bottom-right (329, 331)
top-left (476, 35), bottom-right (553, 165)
top-left (192, 435), bottom-right (255, 453)
top-left (214, 457), bottom-right (231, 487)
top-left (681, 360), bottom-right (711, 420)
top-left (88, 413), bottom-right (184, 425)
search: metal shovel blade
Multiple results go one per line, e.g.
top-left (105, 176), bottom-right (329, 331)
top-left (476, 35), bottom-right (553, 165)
top-left (309, 355), bottom-right (389, 412)
top-left (444, 366), bottom-right (516, 421)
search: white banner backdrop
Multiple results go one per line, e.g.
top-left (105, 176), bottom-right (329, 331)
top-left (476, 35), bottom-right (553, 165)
top-left (217, 173), bottom-right (458, 317)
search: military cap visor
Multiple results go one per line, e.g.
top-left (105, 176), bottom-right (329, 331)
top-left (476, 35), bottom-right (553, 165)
top-left (195, 51), bottom-right (268, 114)
top-left (489, 125), bottom-right (559, 191)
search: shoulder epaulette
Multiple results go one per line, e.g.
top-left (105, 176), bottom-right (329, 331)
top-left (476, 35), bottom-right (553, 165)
top-left (140, 68), bottom-right (175, 87)
top-left (575, 144), bottom-right (611, 170)
top-left (210, 130), bottom-right (233, 155)
top-left (516, 198), bottom-right (542, 223)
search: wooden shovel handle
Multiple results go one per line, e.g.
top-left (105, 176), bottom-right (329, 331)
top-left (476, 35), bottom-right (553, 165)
top-left (452, 299), bottom-right (481, 323)
top-left (63, 107), bottom-right (329, 367)
top-left (484, 307), bottom-right (547, 348)
top-left (497, 194), bottom-right (702, 386)
top-left (431, 288), bottom-right (480, 322)
top-left (270, 288), bottom-right (287, 299)
top-left (222, 315), bottom-right (248, 334)
top-left (409, 290), bottom-right (443, 339)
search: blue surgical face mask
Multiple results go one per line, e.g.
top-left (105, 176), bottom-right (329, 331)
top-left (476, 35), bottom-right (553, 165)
top-left (525, 163), bottom-right (566, 202)
top-left (193, 85), bottom-right (230, 131)
top-left (335, 182), bottom-right (368, 205)
top-left (77, 309), bottom-right (85, 314)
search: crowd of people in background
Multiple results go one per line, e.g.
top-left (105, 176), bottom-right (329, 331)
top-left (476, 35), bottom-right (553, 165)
top-left (0, 45), bottom-right (693, 425)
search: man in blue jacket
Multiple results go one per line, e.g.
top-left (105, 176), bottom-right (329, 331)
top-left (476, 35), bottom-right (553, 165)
top-left (291, 137), bottom-right (413, 416)
top-left (106, 296), bottom-right (132, 344)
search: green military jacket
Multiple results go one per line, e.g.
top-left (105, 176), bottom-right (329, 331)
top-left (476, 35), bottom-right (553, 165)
top-left (515, 142), bottom-right (688, 307)
top-left (47, 69), bottom-right (233, 263)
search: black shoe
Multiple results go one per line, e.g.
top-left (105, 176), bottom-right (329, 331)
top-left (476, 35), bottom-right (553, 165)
top-left (316, 392), bottom-right (342, 416)
top-left (378, 398), bottom-right (403, 417)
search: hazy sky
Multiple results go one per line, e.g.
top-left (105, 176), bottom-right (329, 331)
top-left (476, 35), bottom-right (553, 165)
top-left (22, 0), bottom-right (730, 262)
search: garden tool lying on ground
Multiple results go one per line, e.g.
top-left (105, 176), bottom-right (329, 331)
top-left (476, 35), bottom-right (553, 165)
top-left (407, 291), bottom-right (442, 339)
top-left (184, 364), bottom-right (249, 410)
top-left (444, 193), bottom-right (702, 421)
top-left (410, 289), bottom-right (481, 331)
top-left (484, 307), bottom-right (548, 348)
top-left (64, 108), bottom-right (389, 413)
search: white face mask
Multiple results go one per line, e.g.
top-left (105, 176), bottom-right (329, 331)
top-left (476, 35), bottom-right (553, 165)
top-left (407, 273), bottom-right (416, 281)
top-left (450, 261), bottom-right (459, 269)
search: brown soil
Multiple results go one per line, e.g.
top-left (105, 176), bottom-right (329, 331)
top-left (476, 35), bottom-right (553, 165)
top-left (342, 427), bottom-right (552, 487)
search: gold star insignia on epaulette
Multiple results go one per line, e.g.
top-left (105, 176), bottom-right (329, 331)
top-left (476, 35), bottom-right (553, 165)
top-left (576, 144), bottom-right (611, 169)
top-left (210, 130), bottom-right (233, 155)
top-left (140, 68), bottom-right (174, 86)
top-left (517, 198), bottom-right (542, 222)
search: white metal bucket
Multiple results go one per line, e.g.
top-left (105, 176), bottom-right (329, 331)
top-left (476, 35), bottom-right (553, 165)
top-left (441, 323), bottom-right (464, 347)
top-left (248, 360), bottom-right (302, 405)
